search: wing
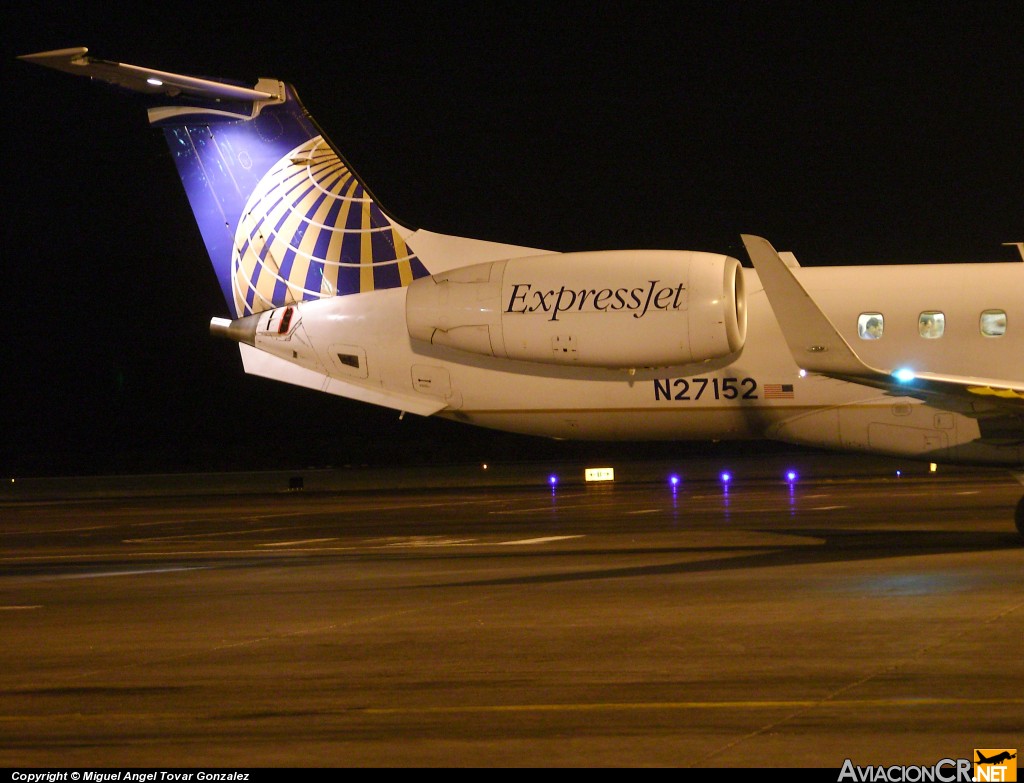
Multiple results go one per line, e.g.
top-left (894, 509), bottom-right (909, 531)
top-left (741, 234), bottom-right (1024, 417)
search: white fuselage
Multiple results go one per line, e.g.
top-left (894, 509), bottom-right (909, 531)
top-left (244, 256), bottom-right (1023, 466)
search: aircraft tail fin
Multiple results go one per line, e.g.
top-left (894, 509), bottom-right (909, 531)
top-left (20, 48), bottom-right (430, 317)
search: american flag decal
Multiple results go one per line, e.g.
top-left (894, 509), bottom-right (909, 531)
top-left (764, 383), bottom-right (795, 399)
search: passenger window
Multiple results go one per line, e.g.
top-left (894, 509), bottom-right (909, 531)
top-left (858, 313), bottom-right (884, 340)
top-left (980, 310), bottom-right (1007, 337)
top-left (918, 311), bottom-right (944, 339)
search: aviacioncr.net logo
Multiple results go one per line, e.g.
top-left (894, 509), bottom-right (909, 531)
top-left (974, 750), bottom-right (1017, 782)
top-left (838, 758), bottom-right (973, 782)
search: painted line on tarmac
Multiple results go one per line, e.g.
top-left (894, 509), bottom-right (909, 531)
top-left (54, 566), bottom-right (212, 579)
top-left (495, 536), bottom-right (584, 546)
top-left (354, 695), bottom-right (1024, 716)
top-left (260, 538), bottom-right (339, 547)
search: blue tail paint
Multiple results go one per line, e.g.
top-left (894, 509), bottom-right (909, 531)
top-left (151, 86), bottom-right (429, 316)
top-left (19, 48), bottom-right (429, 316)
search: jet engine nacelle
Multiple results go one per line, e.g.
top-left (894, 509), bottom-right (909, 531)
top-left (406, 250), bottom-right (746, 368)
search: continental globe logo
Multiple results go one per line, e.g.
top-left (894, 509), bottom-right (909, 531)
top-left (230, 137), bottom-right (425, 317)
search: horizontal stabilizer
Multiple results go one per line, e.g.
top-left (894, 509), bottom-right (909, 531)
top-left (21, 47), bottom-right (431, 316)
top-left (18, 47), bottom-right (279, 102)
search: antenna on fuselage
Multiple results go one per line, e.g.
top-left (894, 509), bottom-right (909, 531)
top-left (1002, 242), bottom-right (1024, 261)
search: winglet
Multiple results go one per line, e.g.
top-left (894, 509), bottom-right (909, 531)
top-left (741, 234), bottom-right (884, 377)
top-left (742, 234), bottom-right (1024, 411)
top-left (778, 251), bottom-right (800, 268)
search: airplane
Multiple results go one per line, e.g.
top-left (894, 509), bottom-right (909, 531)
top-left (20, 48), bottom-right (1024, 536)
top-left (976, 752), bottom-right (1017, 765)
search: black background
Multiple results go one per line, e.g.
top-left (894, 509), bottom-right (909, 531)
top-left (3, 2), bottom-right (1021, 476)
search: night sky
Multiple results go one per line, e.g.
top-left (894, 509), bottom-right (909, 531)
top-left (3, 3), bottom-right (1022, 476)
